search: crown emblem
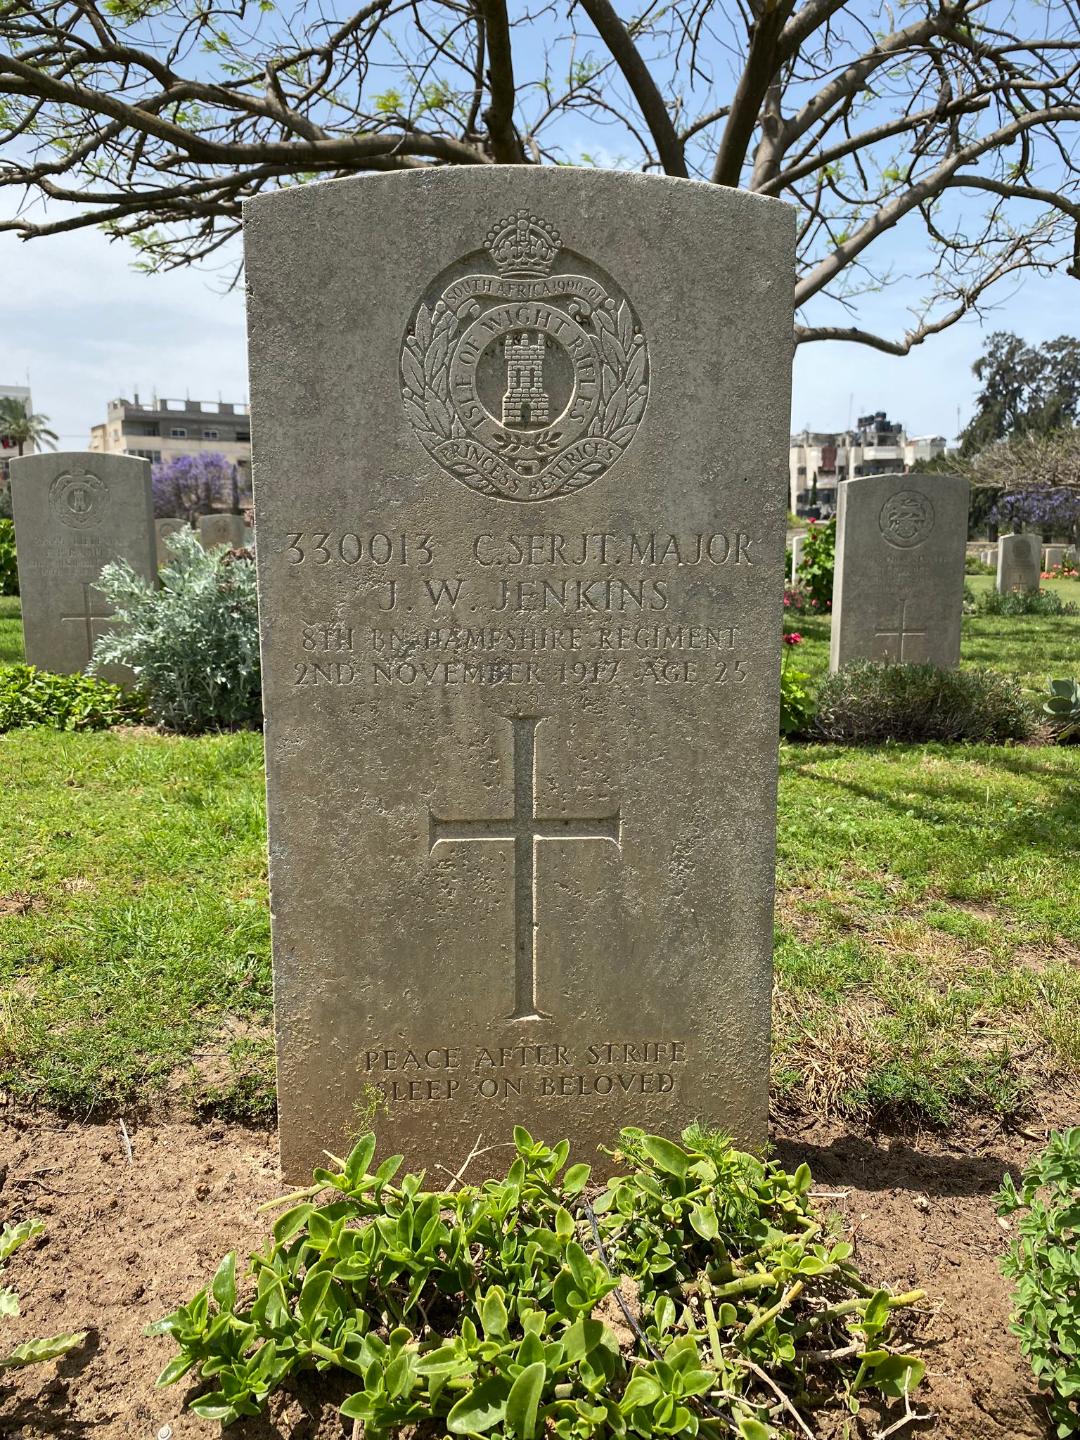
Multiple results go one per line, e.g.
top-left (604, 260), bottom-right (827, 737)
top-left (484, 210), bottom-right (561, 277)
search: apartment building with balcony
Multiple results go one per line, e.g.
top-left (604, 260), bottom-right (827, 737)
top-left (789, 412), bottom-right (947, 518)
top-left (89, 394), bottom-right (252, 489)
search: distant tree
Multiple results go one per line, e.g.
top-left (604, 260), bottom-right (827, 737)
top-left (152, 452), bottom-right (232, 522)
top-left (960, 332), bottom-right (1080, 454)
top-left (0, 398), bottom-right (57, 456)
top-left (961, 427), bottom-right (1080, 539)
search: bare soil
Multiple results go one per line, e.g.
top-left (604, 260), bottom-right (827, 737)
top-left (1, 1094), bottom-right (1076, 1440)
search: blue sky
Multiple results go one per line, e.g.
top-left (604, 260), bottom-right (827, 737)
top-left (3, 210), bottom-right (1075, 450)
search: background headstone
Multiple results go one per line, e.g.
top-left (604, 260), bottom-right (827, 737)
top-left (156, 517), bottom-right (186, 568)
top-left (10, 451), bottom-right (154, 679)
top-left (246, 168), bottom-right (794, 1179)
top-left (198, 512), bottom-right (246, 549)
top-left (997, 533), bottom-right (1041, 593)
top-left (1043, 545), bottom-right (1065, 571)
top-left (981, 547), bottom-right (997, 566)
top-left (830, 473), bottom-right (969, 671)
top-left (790, 533), bottom-right (805, 583)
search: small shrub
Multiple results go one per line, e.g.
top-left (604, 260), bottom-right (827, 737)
top-left (795, 518), bottom-right (834, 612)
top-left (0, 518), bottom-right (17, 595)
top-left (780, 633), bottom-right (814, 736)
top-left (1, 1218), bottom-right (87, 1370)
top-left (814, 662), bottom-right (1035, 744)
top-left (997, 1128), bottom-right (1080, 1439)
top-left (0, 664), bottom-right (144, 732)
top-left (977, 587), bottom-right (1079, 617)
top-left (90, 527), bottom-right (261, 732)
top-left (1043, 560), bottom-right (1079, 581)
top-left (965, 553), bottom-right (994, 575)
top-left (152, 1127), bottom-right (926, 1437)
top-left (782, 583), bottom-right (827, 617)
top-left (1043, 678), bottom-right (1080, 742)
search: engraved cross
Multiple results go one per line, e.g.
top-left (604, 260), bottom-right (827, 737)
top-left (429, 714), bottom-right (622, 1021)
top-left (875, 599), bottom-right (928, 662)
top-left (60, 582), bottom-right (112, 664)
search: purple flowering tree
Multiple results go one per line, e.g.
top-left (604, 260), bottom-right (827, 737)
top-left (965, 428), bottom-right (1080, 541)
top-left (151, 452), bottom-right (237, 522)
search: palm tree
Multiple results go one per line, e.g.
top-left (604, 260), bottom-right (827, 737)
top-left (0, 397), bottom-right (58, 456)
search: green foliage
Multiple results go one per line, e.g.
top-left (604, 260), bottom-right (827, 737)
top-left (965, 553), bottom-right (994, 575)
top-left (780, 647), bottom-right (814, 737)
top-left (0, 663), bottom-right (144, 732)
top-left (153, 1127), bottom-right (925, 1436)
top-left (977, 587), bottom-right (1079, 617)
top-left (0, 519), bottom-right (17, 594)
top-left (814, 663), bottom-right (1035, 744)
top-left (997, 1129), bottom-right (1080, 1438)
top-left (961, 332), bottom-right (1080, 454)
top-left (1043, 678), bottom-right (1080, 742)
top-left (1, 1218), bottom-right (87, 1369)
top-left (90, 528), bottom-right (261, 732)
top-left (795, 519), bottom-right (834, 612)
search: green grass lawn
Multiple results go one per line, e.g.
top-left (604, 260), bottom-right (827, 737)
top-left (790, 573), bottom-right (1080, 693)
top-left (0, 595), bottom-right (1078, 1129)
top-left (0, 594), bottom-right (24, 664)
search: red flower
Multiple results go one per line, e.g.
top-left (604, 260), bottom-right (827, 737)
top-left (783, 632), bottom-right (803, 646)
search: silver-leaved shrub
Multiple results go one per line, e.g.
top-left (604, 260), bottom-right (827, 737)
top-left (90, 526), bottom-right (261, 732)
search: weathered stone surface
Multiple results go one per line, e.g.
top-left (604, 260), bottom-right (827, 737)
top-left (997, 533), bottom-right (1041, 593)
top-left (156, 517), bottom-right (186, 567)
top-left (830, 474), bottom-right (969, 670)
top-left (10, 451), bottom-right (154, 677)
top-left (245, 169), bottom-right (794, 1180)
top-left (1043, 545), bottom-right (1065, 570)
top-left (199, 512), bottom-right (246, 549)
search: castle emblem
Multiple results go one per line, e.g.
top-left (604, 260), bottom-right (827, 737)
top-left (401, 210), bottom-right (649, 502)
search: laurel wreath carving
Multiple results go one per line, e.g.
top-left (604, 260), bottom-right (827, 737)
top-left (401, 301), bottom-right (463, 449)
top-left (589, 300), bottom-right (649, 448)
top-left (401, 291), bottom-right (648, 497)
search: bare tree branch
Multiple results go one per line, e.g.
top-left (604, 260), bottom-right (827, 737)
top-left (576, 0), bottom-right (688, 176)
top-left (476, 0), bottom-right (525, 162)
top-left (0, 0), bottom-right (1075, 350)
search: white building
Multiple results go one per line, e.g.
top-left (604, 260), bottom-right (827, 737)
top-left (90, 394), bottom-right (251, 484)
top-left (790, 412), bottom-right (947, 518)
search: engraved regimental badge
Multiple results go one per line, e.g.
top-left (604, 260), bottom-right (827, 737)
top-left (49, 467), bottom-right (109, 530)
top-left (878, 488), bottom-right (935, 549)
top-left (401, 210), bottom-right (649, 502)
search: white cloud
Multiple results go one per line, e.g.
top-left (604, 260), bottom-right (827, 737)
top-left (0, 224), bottom-right (248, 446)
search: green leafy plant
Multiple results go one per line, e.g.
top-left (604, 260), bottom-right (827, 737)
top-left (90, 527), bottom-right (261, 732)
top-left (814, 662), bottom-right (1035, 744)
top-left (977, 587), bottom-right (1079, 617)
top-left (780, 634), bottom-right (814, 737)
top-left (996, 1128), bottom-right (1080, 1438)
top-left (152, 1126), bottom-right (926, 1436)
top-left (0, 663), bottom-right (145, 732)
top-left (1, 1218), bottom-right (87, 1370)
top-left (1043, 678), bottom-right (1080, 742)
top-left (965, 553), bottom-right (995, 575)
top-left (794, 519), bottom-right (834, 612)
top-left (0, 518), bottom-right (17, 595)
